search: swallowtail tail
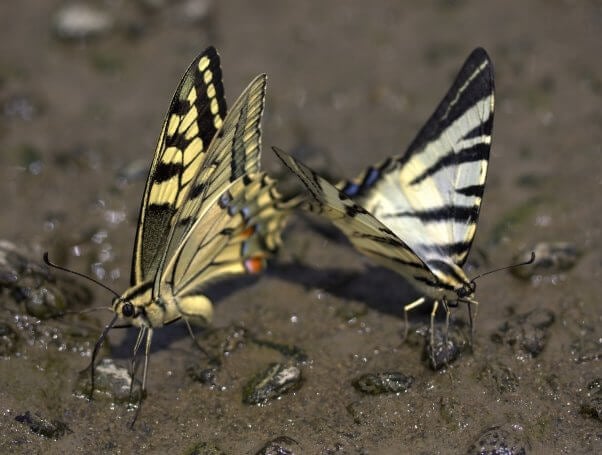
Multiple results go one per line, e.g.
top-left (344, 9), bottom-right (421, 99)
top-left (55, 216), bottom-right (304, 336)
top-left (89, 47), bottom-right (290, 416)
top-left (274, 48), bottom-right (494, 344)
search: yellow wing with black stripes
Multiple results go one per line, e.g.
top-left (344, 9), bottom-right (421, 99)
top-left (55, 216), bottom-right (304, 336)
top-left (132, 46), bottom-right (227, 285)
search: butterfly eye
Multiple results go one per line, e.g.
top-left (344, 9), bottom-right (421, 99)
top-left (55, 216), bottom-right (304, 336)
top-left (122, 302), bottom-right (134, 318)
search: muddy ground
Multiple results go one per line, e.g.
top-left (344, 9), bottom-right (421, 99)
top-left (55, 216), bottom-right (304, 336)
top-left (0, 0), bottom-right (600, 453)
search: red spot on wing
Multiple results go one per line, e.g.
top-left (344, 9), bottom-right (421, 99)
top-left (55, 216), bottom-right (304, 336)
top-left (244, 257), bottom-right (265, 274)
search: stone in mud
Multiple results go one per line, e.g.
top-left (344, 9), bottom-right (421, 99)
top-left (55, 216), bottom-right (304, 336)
top-left (580, 378), bottom-right (602, 421)
top-left (21, 285), bottom-right (67, 320)
top-left (186, 441), bottom-right (227, 455)
top-left (467, 424), bottom-right (529, 455)
top-left (255, 436), bottom-right (300, 455)
top-left (198, 324), bottom-right (249, 361)
top-left (0, 321), bottom-right (19, 357)
top-left (0, 241), bottom-right (66, 319)
top-left (2, 94), bottom-right (39, 122)
top-left (0, 241), bottom-right (91, 320)
top-left (424, 325), bottom-right (467, 370)
top-left (14, 411), bottom-right (71, 439)
top-left (491, 308), bottom-right (555, 357)
top-left (178, 0), bottom-right (213, 24)
top-left (511, 242), bottom-right (580, 279)
top-left (352, 372), bottom-right (414, 395)
top-left (242, 363), bottom-right (302, 405)
top-left (345, 401), bottom-right (366, 425)
top-left (53, 3), bottom-right (114, 41)
top-left (75, 358), bottom-right (143, 404)
top-left (477, 362), bottom-right (520, 394)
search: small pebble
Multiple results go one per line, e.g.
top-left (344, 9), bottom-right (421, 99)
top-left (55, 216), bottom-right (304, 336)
top-left (0, 322), bottom-right (19, 357)
top-left (179, 0), bottom-right (213, 23)
top-left (467, 424), bottom-right (528, 455)
top-left (75, 358), bottom-right (143, 403)
top-left (477, 362), bottom-right (519, 393)
top-left (352, 372), bottom-right (414, 395)
top-left (424, 325), bottom-right (467, 370)
top-left (53, 3), bottom-right (114, 41)
top-left (15, 411), bottom-right (71, 439)
top-left (255, 436), bottom-right (300, 455)
top-left (242, 363), bottom-right (302, 405)
top-left (511, 242), bottom-right (579, 279)
top-left (491, 308), bottom-right (555, 357)
top-left (580, 378), bottom-right (602, 421)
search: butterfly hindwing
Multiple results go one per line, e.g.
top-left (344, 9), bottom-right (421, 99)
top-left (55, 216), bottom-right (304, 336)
top-left (340, 48), bottom-right (494, 269)
top-left (162, 173), bottom-right (288, 303)
top-left (132, 46), bottom-right (227, 285)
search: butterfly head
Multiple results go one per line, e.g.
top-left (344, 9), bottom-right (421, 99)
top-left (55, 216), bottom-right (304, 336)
top-left (111, 297), bottom-right (139, 324)
top-left (457, 280), bottom-right (477, 300)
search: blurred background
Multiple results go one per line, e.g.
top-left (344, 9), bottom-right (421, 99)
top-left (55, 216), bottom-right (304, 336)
top-left (0, 1), bottom-right (600, 453)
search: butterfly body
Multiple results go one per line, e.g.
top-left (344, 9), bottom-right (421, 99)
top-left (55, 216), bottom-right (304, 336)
top-left (274, 48), bottom-right (494, 342)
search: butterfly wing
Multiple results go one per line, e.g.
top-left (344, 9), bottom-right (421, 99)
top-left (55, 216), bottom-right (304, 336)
top-left (131, 47), bottom-right (228, 285)
top-left (161, 173), bottom-right (289, 305)
top-left (273, 147), bottom-right (441, 291)
top-left (339, 48), bottom-right (494, 268)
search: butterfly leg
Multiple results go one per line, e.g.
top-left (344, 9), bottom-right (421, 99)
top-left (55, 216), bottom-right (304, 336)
top-left (429, 300), bottom-right (440, 364)
top-left (441, 298), bottom-right (451, 350)
top-left (129, 326), bottom-right (147, 402)
top-left (183, 318), bottom-right (220, 366)
top-left (129, 327), bottom-right (153, 429)
top-left (402, 296), bottom-right (426, 342)
top-left (87, 313), bottom-right (119, 400)
top-left (463, 297), bottom-right (479, 349)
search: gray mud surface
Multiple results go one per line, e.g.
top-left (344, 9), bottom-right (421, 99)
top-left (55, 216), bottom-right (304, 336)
top-left (0, 1), bottom-right (600, 453)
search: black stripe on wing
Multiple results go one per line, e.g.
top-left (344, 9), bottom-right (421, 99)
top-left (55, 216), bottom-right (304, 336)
top-left (165, 47), bottom-right (226, 153)
top-left (399, 48), bottom-right (494, 167)
top-left (381, 205), bottom-right (480, 224)
top-left (455, 184), bottom-right (485, 198)
top-left (408, 141), bottom-right (489, 185)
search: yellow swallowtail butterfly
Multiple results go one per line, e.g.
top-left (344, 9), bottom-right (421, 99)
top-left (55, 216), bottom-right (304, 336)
top-left (47, 46), bottom-right (290, 422)
top-left (273, 48), bottom-right (495, 351)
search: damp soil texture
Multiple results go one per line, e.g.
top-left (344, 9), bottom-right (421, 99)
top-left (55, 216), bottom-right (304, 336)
top-left (0, 1), bottom-right (600, 453)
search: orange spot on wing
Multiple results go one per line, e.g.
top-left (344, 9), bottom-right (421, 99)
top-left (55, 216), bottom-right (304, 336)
top-left (244, 257), bottom-right (265, 274)
top-left (240, 225), bottom-right (255, 239)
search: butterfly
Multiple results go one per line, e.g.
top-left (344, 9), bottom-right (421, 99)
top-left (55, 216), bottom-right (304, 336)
top-left (273, 48), bottom-right (495, 350)
top-left (51, 46), bottom-right (292, 422)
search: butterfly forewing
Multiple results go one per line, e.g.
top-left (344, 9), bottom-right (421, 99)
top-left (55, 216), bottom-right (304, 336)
top-left (340, 48), bottom-right (494, 269)
top-left (132, 47), bottom-right (227, 285)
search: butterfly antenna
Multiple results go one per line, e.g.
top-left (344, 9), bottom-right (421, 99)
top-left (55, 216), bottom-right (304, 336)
top-left (43, 252), bottom-right (120, 299)
top-left (470, 251), bottom-right (535, 283)
top-left (58, 307), bottom-right (114, 319)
